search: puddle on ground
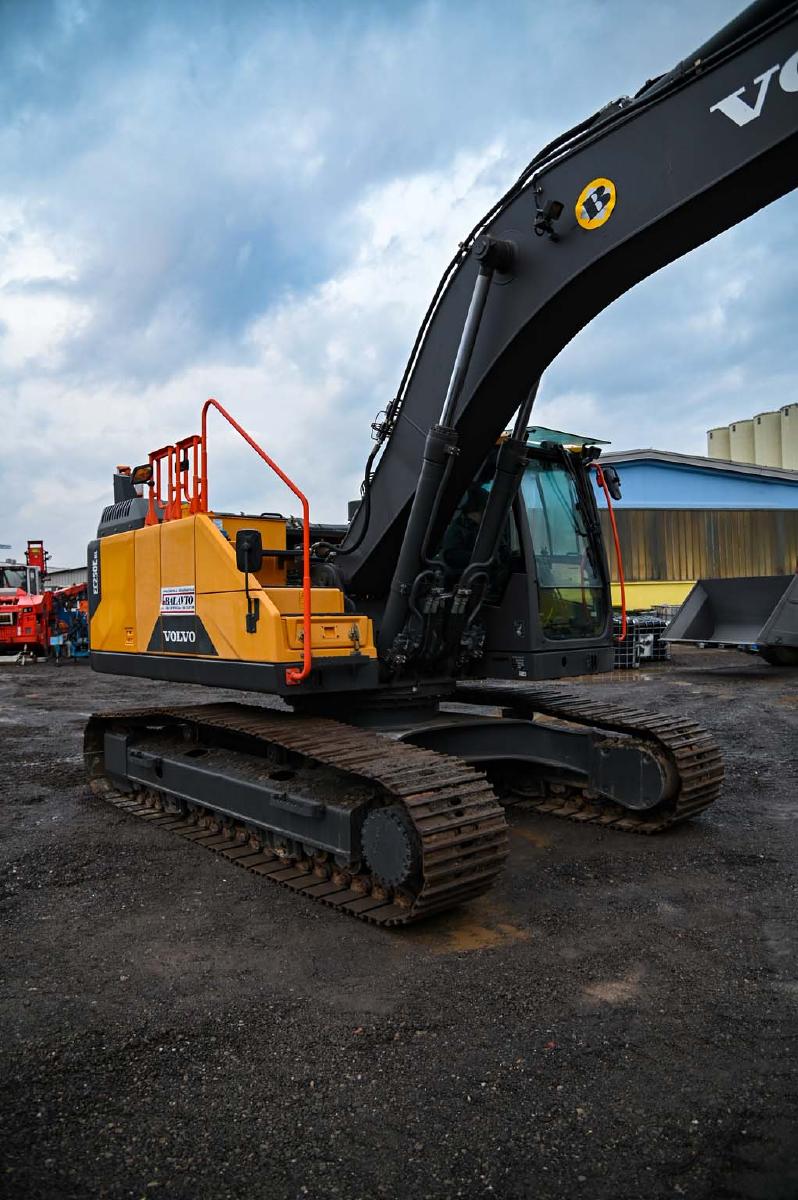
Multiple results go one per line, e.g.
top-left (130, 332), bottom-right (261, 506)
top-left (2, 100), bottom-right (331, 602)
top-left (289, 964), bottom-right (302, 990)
top-left (510, 827), bottom-right (551, 849)
top-left (405, 902), bottom-right (532, 955)
top-left (432, 920), bottom-right (531, 953)
top-left (568, 672), bottom-right (656, 685)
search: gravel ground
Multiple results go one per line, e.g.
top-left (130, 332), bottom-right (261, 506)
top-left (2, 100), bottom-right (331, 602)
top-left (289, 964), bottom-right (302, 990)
top-left (1, 649), bottom-right (796, 1200)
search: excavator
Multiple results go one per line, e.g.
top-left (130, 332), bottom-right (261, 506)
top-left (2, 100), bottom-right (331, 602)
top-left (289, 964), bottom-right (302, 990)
top-left (85, 0), bottom-right (798, 926)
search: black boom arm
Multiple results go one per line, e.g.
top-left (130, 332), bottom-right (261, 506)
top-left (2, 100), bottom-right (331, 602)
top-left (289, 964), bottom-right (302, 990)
top-left (337, 0), bottom-right (798, 597)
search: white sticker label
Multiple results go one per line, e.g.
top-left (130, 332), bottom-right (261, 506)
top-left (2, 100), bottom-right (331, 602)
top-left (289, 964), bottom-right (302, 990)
top-left (160, 586), bottom-right (195, 615)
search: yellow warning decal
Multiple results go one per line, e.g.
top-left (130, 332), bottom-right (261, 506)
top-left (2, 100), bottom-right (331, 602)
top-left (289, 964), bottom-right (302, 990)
top-left (575, 177), bottom-right (617, 229)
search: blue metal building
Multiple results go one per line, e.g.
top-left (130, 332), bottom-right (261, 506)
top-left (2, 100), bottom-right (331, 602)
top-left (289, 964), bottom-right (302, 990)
top-left (591, 449), bottom-right (798, 608)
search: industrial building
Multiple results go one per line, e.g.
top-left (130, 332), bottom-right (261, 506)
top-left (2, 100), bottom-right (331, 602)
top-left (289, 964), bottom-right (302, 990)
top-left (595, 447), bottom-right (798, 609)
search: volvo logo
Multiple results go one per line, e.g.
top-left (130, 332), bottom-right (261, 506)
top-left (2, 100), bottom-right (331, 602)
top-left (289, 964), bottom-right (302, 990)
top-left (710, 50), bottom-right (798, 126)
top-left (164, 629), bottom-right (196, 644)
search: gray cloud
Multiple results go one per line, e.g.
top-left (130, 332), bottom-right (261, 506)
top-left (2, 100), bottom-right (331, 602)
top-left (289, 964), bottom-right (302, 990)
top-left (0, 0), bottom-right (794, 564)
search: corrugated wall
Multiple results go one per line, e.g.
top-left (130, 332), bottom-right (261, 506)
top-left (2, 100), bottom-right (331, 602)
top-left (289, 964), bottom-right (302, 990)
top-left (46, 567), bottom-right (88, 588)
top-left (599, 509), bottom-right (798, 582)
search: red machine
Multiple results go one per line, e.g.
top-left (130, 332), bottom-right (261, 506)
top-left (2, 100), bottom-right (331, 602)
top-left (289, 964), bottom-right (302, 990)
top-left (0, 541), bottom-right (52, 656)
top-left (0, 540), bottom-right (89, 660)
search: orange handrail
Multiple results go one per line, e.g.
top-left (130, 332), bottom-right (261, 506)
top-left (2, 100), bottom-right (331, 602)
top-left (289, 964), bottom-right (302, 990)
top-left (201, 398), bottom-right (313, 685)
top-left (177, 434), bottom-right (203, 514)
top-left (592, 463), bottom-right (626, 642)
top-left (145, 444), bottom-right (177, 525)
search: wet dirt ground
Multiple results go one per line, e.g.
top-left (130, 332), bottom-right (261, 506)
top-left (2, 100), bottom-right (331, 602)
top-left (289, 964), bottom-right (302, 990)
top-left (1, 648), bottom-right (796, 1200)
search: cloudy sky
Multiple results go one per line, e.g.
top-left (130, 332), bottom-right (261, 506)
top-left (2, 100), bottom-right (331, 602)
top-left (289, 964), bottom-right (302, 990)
top-left (2, 0), bottom-right (796, 566)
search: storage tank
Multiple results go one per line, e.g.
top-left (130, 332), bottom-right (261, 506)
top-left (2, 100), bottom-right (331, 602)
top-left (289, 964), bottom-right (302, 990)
top-left (782, 404), bottom-right (798, 471)
top-left (707, 426), bottom-right (731, 459)
top-left (753, 410), bottom-right (782, 468)
top-left (728, 419), bottom-right (755, 464)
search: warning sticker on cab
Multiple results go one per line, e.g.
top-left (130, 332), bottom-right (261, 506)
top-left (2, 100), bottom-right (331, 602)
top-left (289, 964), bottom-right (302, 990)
top-left (160, 586), bottom-right (195, 615)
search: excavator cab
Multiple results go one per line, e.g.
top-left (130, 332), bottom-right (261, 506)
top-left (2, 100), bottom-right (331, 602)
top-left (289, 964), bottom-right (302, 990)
top-left (519, 452), bottom-right (607, 642)
top-left (437, 441), bottom-right (614, 680)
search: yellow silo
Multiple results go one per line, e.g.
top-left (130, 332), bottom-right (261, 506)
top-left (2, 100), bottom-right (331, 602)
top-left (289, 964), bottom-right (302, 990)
top-left (707, 426), bottom-right (731, 459)
top-left (782, 404), bottom-right (798, 471)
top-left (753, 410), bottom-right (782, 468)
top-left (728, 419), bottom-right (755, 464)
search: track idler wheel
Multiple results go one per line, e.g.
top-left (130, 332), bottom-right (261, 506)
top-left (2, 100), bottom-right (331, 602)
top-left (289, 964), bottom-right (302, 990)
top-left (360, 805), bottom-right (421, 889)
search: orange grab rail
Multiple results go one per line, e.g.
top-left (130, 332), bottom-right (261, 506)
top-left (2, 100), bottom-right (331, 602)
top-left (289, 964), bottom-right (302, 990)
top-left (145, 436), bottom-right (204, 525)
top-left (200, 398), bottom-right (313, 686)
top-left (592, 463), bottom-right (626, 643)
top-left (145, 443), bottom-right (176, 525)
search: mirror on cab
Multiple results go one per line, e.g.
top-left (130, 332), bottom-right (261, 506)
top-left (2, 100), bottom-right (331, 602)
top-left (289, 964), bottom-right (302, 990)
top-left (235, 529), bottom-right (264, 575)
top-left (130, 463), bottom-right (154, 485)
top-left (601, 465), bottom-right (622, 501)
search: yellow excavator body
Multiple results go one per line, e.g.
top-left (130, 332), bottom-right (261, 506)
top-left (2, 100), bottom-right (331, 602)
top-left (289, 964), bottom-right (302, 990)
top-left (89, 511), bottom-right (376, 666)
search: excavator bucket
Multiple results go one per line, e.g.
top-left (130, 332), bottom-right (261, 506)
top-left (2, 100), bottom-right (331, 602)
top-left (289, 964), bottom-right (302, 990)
top-left (665, 575), bottom-right (798, 666)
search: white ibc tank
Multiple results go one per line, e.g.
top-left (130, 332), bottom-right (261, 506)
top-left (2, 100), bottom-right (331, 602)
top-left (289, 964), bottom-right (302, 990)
top-left (707, 426), bottom-right (731, 459)
top-left (782, 404), bottom-right (798, 471)
top-left (753, 410), bottom-right (782, 468)
top-left (728, 419), bottom-right (755, 464)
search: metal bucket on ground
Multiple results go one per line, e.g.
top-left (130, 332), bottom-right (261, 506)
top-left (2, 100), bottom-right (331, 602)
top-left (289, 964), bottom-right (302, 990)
top-left (664, 575), bottom-right (798, 666)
